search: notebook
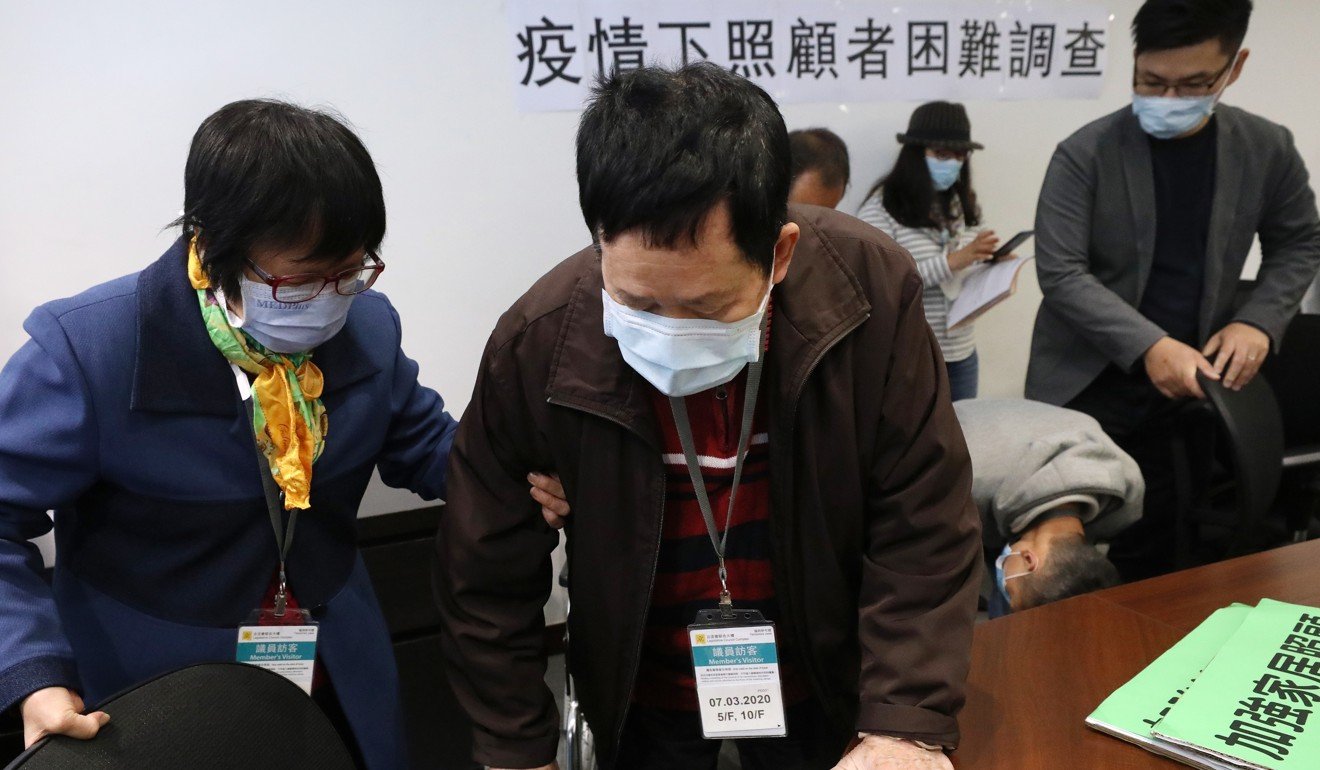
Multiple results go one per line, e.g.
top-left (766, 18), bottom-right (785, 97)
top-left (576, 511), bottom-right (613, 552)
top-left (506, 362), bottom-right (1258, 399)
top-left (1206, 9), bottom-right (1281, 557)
top-left (946, 255), bottom-right (1033, 330)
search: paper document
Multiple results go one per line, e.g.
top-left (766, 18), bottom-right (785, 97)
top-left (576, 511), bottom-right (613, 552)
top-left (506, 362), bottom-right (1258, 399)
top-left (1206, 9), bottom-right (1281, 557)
top-left (1152, 599), bottom-right (1320, 770)
top-left (1088, 600), bottom-right (1320, 770)
top-left (946, 255), bottom-right (1033, 330)
top-left (1086, 605), bottom-right (1251, 770)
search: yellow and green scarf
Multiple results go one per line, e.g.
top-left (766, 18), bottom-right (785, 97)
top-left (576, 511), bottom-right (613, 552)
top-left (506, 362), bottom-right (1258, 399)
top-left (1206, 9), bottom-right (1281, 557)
top-left (187, 235), bottom-right (326, 510)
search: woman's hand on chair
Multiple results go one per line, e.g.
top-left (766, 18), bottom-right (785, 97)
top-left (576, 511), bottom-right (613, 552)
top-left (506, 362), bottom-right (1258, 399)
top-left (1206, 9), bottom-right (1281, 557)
top-left (21, 686), bottom-right (109, 748)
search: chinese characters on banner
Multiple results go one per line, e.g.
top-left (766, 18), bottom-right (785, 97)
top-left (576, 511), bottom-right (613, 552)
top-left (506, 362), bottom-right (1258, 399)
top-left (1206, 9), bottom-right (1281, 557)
top-left (507, 1), bottom-right (1112, 113)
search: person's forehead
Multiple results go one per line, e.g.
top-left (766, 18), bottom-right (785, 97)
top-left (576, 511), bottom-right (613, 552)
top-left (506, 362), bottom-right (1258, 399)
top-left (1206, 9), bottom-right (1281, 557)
top-left (602, 219), bottom-right (756, 303)
top-left (605, 259), bottom-right (747, 312)
top-left (603, 237), bottom-right (747, 285)
top-left (603, 203), bottom-right (741, 263)
top-left (254, 243), bottom-right (365, 271)
top-left (1136, 40), bottom-right (1231, 78)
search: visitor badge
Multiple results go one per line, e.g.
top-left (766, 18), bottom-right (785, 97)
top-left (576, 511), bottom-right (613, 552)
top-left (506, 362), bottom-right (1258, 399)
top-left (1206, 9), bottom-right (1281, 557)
top-left (689, 608), bottom-right (787, 739)
top-left (236, 621), bottom-right (319, 694)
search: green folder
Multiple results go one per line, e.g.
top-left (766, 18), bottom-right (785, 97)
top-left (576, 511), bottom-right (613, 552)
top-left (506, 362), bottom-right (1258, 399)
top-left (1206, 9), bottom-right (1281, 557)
top-left (1086, 605), bottom-right (1250, 769)
top-left (1153, 599), bottom-right (1320, 770)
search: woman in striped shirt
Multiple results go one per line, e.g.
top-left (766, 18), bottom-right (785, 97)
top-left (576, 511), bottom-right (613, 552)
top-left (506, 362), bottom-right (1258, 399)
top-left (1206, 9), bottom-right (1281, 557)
top-left (858, 101), bottom-right (1000, 401)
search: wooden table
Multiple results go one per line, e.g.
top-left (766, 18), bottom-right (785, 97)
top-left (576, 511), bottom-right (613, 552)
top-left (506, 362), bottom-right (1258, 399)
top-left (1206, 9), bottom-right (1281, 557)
top-left (951, 539), bottom-right (1320, 769)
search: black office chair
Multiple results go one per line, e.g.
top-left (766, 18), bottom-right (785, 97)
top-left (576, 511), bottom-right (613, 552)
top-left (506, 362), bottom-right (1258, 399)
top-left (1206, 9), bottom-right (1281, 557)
top-left (5, 663), bottom-right (355, 770)
top-left (1260, 312), bottom-right (1320, 542)
top-left (1174, 374), bottom-right (1284, 567)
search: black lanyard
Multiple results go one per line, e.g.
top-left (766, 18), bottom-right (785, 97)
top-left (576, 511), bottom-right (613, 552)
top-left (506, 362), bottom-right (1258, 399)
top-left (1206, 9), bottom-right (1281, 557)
top-left (246, 397), bottom-right (298, 617)
top-left (667, 358), bottom-right (764, 612)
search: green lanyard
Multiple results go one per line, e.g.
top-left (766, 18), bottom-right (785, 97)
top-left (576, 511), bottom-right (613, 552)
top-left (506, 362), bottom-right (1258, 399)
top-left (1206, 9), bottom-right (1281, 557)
top-left (667, 358), bottom-right (764, 611)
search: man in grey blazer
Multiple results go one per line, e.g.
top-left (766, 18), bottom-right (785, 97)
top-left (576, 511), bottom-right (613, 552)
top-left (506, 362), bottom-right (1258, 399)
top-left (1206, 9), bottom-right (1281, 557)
top-left (1027, 0), bottom-right (1320, 579)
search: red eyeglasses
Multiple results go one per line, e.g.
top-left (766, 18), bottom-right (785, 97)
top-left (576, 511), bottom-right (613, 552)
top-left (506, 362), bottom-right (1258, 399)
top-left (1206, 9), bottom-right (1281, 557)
top-left (245, 254), bottom-right (385, 303)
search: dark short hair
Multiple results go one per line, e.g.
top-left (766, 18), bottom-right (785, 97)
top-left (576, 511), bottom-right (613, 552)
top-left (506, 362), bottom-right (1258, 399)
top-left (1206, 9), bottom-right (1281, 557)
top-left (173, 99), bottom-right (386, 298)
top-left (576, 63), bottom-right (790, 274)
top-left (789, 128), bottom-right (851, 190)
top-left (866, 144), bottom-right (980, 230)
top-left (1132, 0), bottom-right (1253, 55)
top-left (1016, 536), bottom-right (1121, 611)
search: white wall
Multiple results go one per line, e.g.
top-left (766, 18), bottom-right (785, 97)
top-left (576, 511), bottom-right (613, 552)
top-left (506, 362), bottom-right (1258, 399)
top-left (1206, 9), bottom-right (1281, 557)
top-left (3, 0), bottom-right (1319, 518)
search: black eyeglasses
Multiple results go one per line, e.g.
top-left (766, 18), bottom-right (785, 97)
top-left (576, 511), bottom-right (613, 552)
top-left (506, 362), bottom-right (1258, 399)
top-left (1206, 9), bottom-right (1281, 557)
top-left (245, 254), bottom-right (385, 303)
top-left (1133, 56), bottom-right (1236, 98)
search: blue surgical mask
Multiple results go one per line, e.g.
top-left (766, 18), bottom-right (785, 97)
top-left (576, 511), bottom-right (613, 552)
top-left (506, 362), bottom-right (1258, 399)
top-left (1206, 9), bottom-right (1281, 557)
top-left (926, 156), bottom-right (964, 191)
top-left (994, 543), bottom-right (1031, 609)
top-left (1132, 52), bottom-right (1239, 140)
top-left (602, 279), bottom-right (772, 398)
top-left (1131, 94), bottom-right (1217, 140)
top-left (234, 276), bottom-right (356, 354)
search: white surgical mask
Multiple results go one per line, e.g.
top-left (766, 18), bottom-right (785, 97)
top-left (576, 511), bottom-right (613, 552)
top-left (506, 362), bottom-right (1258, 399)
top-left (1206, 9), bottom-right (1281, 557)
top-left (602, 278), bottom-right (772, 397)
top-left (234, 276), bottom-right (356, 354)
top-left (1132, 52), bottom-right (1239, 140)
top-left (926, 156), bottom-right (964, 191)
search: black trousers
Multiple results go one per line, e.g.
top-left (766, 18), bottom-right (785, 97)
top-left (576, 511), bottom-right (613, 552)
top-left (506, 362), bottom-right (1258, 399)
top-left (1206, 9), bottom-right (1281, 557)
top-left (607, 700), bottom-right (848, 770)
top-left (1066, 366), bottom-right (1215, 581)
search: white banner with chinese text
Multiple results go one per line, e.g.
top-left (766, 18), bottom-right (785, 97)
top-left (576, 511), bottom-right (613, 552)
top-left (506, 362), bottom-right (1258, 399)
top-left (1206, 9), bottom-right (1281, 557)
top-left (506, 1), bottom-right (1113, 112)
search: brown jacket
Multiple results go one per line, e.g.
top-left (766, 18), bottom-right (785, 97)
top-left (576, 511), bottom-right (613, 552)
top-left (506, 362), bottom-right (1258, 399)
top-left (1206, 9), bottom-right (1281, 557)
top-left (434, 205), bottom-right (982, 768)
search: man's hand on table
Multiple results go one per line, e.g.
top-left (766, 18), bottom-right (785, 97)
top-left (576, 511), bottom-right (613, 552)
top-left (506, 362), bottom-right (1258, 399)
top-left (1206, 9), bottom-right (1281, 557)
top-left (833, 735), bottom-right (953, 770)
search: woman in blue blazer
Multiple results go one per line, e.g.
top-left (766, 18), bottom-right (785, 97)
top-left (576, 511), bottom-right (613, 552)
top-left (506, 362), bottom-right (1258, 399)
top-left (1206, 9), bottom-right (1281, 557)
top-left (0, 100), bottom-right (548, 769)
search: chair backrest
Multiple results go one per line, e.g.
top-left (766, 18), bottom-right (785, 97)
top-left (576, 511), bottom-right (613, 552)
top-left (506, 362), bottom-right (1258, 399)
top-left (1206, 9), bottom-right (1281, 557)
top-left (1200, 374), bottom-right (1285, 528)
top-left (5, 663), bottom-right (355, 770)
top-left (1260, 313), bottom-right (1320, 449)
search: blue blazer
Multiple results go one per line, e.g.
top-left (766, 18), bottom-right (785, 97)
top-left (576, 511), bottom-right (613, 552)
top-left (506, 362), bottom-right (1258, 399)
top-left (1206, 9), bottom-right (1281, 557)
top-left (0, 239), bottom-right (458, 769)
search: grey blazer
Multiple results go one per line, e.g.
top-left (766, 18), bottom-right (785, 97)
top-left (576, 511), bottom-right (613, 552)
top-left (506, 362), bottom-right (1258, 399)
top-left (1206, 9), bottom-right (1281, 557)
top-left (1026, 105), bottom-right (1320, 406)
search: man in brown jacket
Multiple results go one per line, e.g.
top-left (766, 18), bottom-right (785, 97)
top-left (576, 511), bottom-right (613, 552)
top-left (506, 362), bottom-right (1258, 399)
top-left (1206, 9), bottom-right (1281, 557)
top-left (434, 63), bottom-right (981, 770)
